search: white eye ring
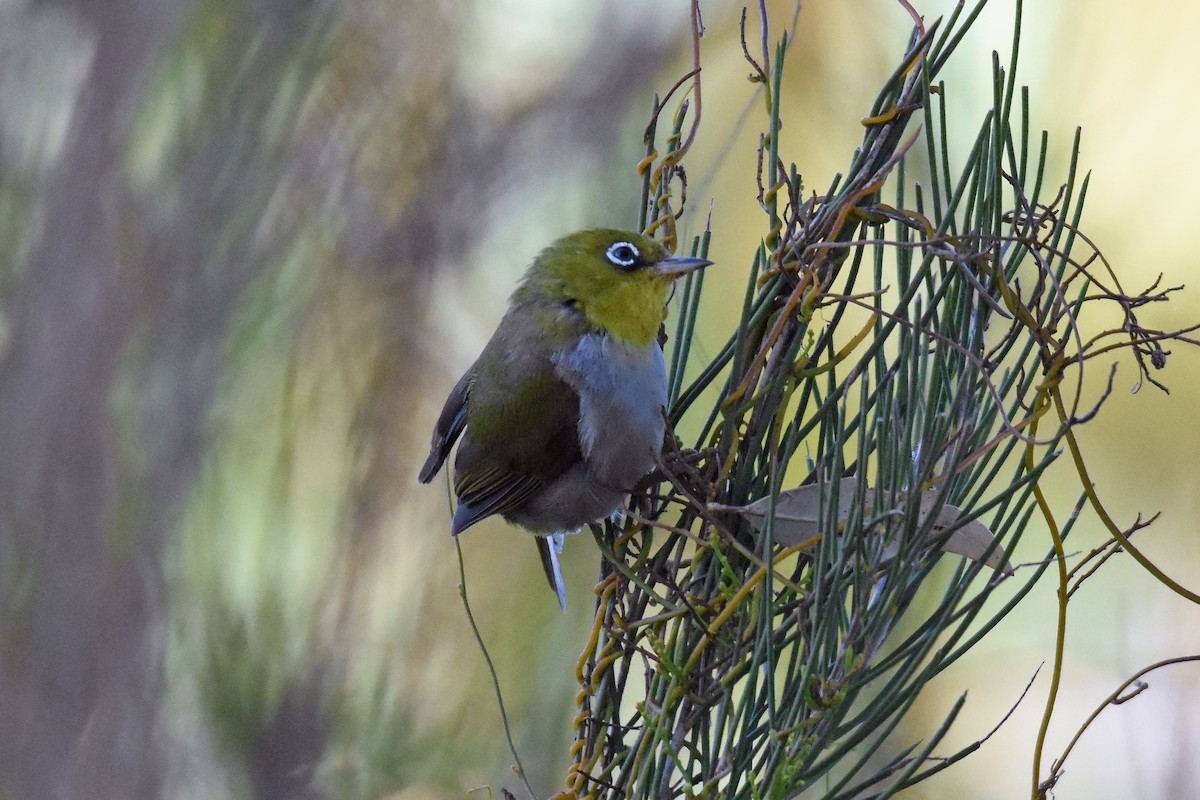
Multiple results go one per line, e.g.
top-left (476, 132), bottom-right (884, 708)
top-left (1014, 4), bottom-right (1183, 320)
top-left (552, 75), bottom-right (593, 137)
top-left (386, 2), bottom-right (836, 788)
top-left (606, 241), bottom-right (640, 267)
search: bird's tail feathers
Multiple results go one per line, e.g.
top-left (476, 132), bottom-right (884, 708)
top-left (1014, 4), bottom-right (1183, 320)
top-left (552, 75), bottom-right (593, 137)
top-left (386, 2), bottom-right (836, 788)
top-left (536, 533), bottom-right (568, 610)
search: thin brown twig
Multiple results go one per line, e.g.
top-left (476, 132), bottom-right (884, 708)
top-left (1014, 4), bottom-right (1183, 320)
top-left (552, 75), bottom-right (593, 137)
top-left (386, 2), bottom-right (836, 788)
top-left (1038, 656), bottom-right (1200, 799)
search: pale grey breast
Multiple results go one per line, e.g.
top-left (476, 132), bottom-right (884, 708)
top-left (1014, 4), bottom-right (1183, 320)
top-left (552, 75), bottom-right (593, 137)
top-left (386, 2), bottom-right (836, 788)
top-left (554, 332), bottom-right (667, 493)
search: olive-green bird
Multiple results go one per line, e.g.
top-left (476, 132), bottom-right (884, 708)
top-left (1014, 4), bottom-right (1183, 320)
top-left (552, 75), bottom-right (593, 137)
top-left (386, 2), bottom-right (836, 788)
top-left (418, 228), bottom-right (711, 607)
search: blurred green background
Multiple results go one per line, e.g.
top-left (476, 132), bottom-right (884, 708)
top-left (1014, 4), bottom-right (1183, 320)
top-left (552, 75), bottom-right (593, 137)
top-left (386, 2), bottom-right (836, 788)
top-left (0, 0), bottom-right (1196, 798)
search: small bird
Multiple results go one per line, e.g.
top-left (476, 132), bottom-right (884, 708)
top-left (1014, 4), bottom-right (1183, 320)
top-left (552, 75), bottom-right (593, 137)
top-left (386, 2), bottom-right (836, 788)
top-left (419, 228), bottom-right (711, 608)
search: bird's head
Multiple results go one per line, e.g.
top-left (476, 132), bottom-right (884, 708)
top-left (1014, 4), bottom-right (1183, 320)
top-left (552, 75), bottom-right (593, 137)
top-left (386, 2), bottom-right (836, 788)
top-left (520, 228), bottom-right (711, 347)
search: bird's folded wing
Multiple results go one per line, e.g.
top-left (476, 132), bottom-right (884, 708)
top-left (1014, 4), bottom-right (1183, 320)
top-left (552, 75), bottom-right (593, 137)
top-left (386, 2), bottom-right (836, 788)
top-left (419, 370), bottom-right (473, 483)
top-left (450, 466), bottom-right (543, 535)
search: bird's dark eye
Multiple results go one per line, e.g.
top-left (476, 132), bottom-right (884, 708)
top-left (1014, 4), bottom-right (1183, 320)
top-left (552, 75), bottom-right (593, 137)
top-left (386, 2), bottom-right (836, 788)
top-left (606, 241), bottom-right (641, 270)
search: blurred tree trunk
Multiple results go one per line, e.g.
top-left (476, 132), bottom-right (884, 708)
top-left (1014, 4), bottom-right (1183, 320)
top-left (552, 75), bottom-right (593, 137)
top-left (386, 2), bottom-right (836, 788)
top-left (0, 0), bottom-right (326, 796)
top-left (0, 2), bottom-right (182, 796)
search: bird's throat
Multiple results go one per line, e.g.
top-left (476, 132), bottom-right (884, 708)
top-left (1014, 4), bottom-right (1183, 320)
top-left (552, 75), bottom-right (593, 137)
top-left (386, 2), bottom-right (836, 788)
top-left (581, 285), bottom-right (668, 348)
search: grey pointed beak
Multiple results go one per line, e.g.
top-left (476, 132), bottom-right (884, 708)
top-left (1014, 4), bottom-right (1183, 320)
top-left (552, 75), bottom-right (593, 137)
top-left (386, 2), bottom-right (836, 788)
top-left (654, 255), bottom-right (713, 278)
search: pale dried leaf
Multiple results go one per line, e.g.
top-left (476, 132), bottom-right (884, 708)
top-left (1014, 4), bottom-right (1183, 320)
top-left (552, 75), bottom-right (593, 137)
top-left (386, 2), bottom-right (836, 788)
top-left (715, 478), bottom-right (1011, 575)
top-left (725, 476), bottom-right (864, 544)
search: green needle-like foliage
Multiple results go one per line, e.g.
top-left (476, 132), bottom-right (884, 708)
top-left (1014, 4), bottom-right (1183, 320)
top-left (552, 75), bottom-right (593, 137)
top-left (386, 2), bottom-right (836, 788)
top-left (559, 3), bottom-right (1200, 798)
